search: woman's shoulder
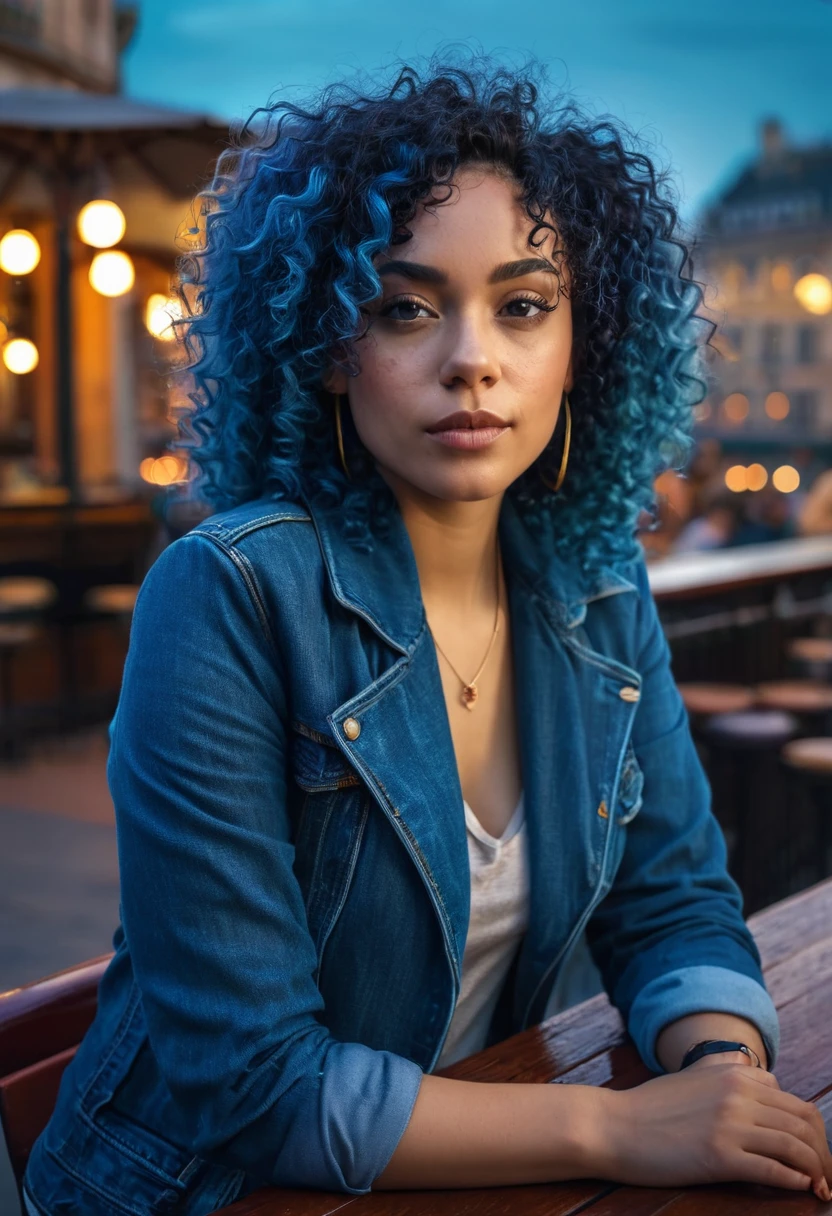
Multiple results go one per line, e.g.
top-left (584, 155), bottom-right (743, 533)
top-left (189, 494), bottom-right (313, 547)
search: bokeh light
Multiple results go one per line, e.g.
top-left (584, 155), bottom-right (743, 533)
top-left (0, 229), bottom-right (41, 275)
top-left (794, 273), bottom-right (832, 316)
top-left (723, 393), bottom-right (749, 424)
top-left (144, 293), bottom-right (182, 340)
top-left (139, 454), bottom-right (189, 485)
top-left (772, 465), bottom-right (800, 493)
top-left (765, 392), bottom-right (790, 421)
top-left (89, 250), bottom-right (135, 297)
top-left (725, 465), bottom-right (748, 492)
top-left (77, 200), bottom-right (126, 249)
top-left (2, 337), bottom-right (39, 374)
top-left (746, 464), bottom-right (768, 491)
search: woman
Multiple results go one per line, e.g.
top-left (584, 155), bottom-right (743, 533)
top-left (24, 58), bottom-right (832, 1215)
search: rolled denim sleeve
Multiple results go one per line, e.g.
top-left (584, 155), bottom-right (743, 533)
top-left (110, 532), bottom-right (422, 1193)
top-left (585, 556), bottom-right (780, 1075)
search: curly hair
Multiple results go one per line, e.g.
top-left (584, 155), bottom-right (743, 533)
top-left (170, 53), bottom-right (713, 572)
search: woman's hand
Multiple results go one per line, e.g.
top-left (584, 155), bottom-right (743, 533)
top-left (594, 1060), bottom-right (832, 1201)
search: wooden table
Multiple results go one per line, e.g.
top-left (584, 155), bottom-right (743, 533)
top-left (215, 877), bottom-right (832, 1216)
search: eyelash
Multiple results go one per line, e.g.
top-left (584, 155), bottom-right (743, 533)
top-left (377, 293), bottom-right (558, 323)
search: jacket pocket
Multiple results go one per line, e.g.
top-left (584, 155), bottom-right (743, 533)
top-left (289, 727), bottom-right (369, 967)
top-left (614, 744), bottom-right (644, 825)
top-left (55, 987), bottom-right (246, 1216)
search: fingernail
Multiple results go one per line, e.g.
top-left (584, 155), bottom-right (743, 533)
top-left (821, 1179), bottom-right (832, 1202)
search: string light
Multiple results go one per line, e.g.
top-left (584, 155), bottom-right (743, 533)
top-left (89, 250), bottom-right (135, 297)
top-left (2, 338), bottom-right (39, 374)
top-left (0, 229), bottom-right (41, 275)
top-left (77, 200), bottom-right (126, 249)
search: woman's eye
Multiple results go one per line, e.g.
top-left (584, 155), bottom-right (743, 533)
top-left (502, 295), bottom-right (554, 319)
top-left (379, 297), bottom-right (433, 322)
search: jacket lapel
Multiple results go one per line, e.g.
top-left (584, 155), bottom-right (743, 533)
top-left (300, 484), bottom-right (639, 1017)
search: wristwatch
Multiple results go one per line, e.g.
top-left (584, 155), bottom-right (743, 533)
top-left (680, 1039), bottom-right (762, 1070)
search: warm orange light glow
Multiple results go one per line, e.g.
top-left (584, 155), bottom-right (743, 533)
top-left (2, 337), bottom-right (39, 374)
top-left (145, 293), bottom-right (182, 340)
top-left (765, 392), bottom-right (790, 421)
top-left (139, 454), bottom-right (189, 486)
top-left (89, 250), bottom-right (135, 297)
top-left (77, 200), bottom-right (126, 249)
top-left (723, 393), bottom-right (749, 424)
top-left (746, 463), bottom-right (768, 491)
top-left (772, 465), bottom-right (800, 493)
top-left (725, 465), bottom-right (748, 492)
top-left (0, 229), bottom-right (41, 275)
top-left (794, 273), bottom-right (832, 316)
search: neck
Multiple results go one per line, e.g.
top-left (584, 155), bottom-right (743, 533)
top-left (378, 466), bottom-right (503, 617)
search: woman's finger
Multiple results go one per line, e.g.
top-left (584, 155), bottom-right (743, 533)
top-left (740, 1126), bottom-right (827, 1191)
top-left (736, 1152), bottom-right (814, 1194)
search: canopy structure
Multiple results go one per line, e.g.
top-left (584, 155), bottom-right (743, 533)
top-left (0, 88), bottom-right (230, 499)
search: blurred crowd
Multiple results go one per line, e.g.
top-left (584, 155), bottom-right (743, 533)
top-left (642, 440), bottom-right (832, 560)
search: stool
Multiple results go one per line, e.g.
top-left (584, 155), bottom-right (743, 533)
top-left (786, 636), bottom-right (832, 682)
top-left (755, 680), bottom-right (832, 734)
top-left (780, 737), bottom-right (832, 886)
top-left (80, 584), bottom-right (139, 703)
top-left (701, 709), bottom-right (800, 908)
top-left (677, 683), bottom-right (756, 718)
top-left (0, 577), bottom-right (58, 761)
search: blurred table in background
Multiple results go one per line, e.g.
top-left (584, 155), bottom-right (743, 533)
top-left (0, 496), bottom-right (158, 744)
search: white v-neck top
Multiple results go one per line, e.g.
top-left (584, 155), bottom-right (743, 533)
top-left (435, 790), bottom-right (530, 1069)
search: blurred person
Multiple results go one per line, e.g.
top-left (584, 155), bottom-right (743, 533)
top-left (733, 486), bottom-right (795, 547)
top-left (25, 57), bottom-right (830, 1216)
top-left (672, 491), bottom-right (741, 553)
top-left (797, 466), bottom-right (832, 537)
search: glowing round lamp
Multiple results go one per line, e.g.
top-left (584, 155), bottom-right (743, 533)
top-left (794, 273), bottom-right (832, 316)
top-left (89, 250), bottom-right (135, 297)
top-left (723, 393), bottom-right (749, 424)
top-left (724, 465), bottom-right (747, 493)
top-left (3, 338), bottom-right (39, 374)
top-left (0, 229), bottom-right (41, 275)
top-left (139, 457), bottom-right (157, 484)
top-left (773, 466), bottom-right (800, 493)
top-left (145, 293), bottom-right (181, 340)
top-left (77, 200), bottom-right (126, 249)
top-left (746, 464), bottom-right (768, 492)
top-left (765, 392), bottom-right (790, 421)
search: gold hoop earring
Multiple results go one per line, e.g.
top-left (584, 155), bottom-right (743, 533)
top-left (334, 393), bottom-right (352, 480)
top-left (539, 394), bottom-right (572, 493)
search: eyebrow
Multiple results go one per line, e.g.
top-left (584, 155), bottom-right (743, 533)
top-left (375, 257), bottom-right (559, 286)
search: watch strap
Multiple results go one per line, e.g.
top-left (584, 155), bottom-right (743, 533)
top-left (679, 1039), bottom-right (762, 1070)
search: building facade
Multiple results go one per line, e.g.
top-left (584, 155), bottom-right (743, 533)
top-left (0, 0), bottom-right (137, 92)
top-left (695, 119), bottom-right (832, 467)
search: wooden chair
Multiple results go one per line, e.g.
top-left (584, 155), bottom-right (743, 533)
top-left (0, 953), bottom-right (112, 1192)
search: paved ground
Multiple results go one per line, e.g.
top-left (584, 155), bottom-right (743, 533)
top-left (0, 727), bottom-right (119, 1213)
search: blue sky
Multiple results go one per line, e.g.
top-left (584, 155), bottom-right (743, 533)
top-left (122, 0), bottom-right (832, 226)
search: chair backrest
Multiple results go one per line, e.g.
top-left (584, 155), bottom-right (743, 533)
top-left (0, 954), bottom-right (113, 1186)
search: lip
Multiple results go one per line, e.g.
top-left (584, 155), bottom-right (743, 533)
top-left (425, 409), bottom-right (510, 433)
top-left (426, 427), bottom-right (509, 450)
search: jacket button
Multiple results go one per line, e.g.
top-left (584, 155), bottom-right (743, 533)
top-left (343, 717), bottom-right (361, 740)
top-left (619, 686), bottom-right (640, 702)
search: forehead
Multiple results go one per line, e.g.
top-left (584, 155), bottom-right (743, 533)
top-left (392, 166), bottom-right (562, 263)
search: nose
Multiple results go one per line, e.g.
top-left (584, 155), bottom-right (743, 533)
top-left (438, 311), bottom-right (501, 391)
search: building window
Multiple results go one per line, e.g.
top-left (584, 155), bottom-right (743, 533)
top-left (792, 390), bottom-right (819, 430)
top-left (796, 326), bottom-right (819, 365)
top-left (761, 324), bottom-right (784, 364)
top-left (723, 325), bottom-right (744, 356)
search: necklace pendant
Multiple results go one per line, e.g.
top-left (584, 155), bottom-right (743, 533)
top-left (462, 684), bottom-right (478, 710)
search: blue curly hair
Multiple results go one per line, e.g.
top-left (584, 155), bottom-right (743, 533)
top-left (170, 54), bottom-right (712, 571)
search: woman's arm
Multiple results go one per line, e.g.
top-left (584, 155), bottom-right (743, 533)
top-left (656, 1010), bottom-right (767, 1072)
top-left (374, 1066), bottom-right (831, 1196)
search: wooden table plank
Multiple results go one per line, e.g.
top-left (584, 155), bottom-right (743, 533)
top-left (214, 879), bottom-right (832, 1216)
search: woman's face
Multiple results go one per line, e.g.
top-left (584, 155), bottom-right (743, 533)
top-left (326, 164), bottom-right (573, 504)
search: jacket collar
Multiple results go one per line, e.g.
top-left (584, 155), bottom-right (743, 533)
top-left (300, 482), bottom-right (637, 655)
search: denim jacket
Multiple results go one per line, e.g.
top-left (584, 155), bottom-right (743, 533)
top-left (24, 488), bottom-right (779, 1216)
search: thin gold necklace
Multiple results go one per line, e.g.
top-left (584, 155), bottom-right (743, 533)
top-left (428, 547), bottom-right (503, 712)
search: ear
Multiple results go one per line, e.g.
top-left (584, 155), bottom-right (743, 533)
top-left (321, 365), bottom-right (348, 396)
